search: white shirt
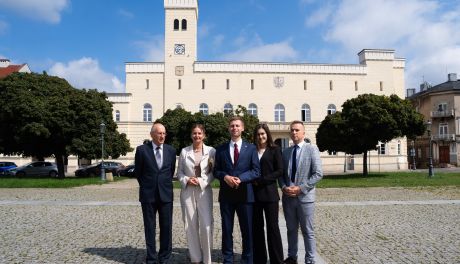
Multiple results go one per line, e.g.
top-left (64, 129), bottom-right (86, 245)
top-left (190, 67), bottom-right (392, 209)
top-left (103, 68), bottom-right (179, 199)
top-left (153, 143), bottom-right (163, 167)
top-left (229, 139), bottom-right (242, 164)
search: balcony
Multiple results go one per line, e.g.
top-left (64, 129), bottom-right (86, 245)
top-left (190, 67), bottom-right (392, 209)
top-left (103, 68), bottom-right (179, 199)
top-left (266, 122), bottom-right (291, 132)
top-left (431, 134), bottom-right (456, 141)
top-left (430, 109), bottom-right (454, 118)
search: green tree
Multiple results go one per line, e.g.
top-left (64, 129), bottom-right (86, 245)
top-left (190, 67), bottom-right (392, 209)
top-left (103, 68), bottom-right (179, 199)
top-left (0, 73), bottom-right (132, 177)
top-left (316, 94), bottom-right (425, 175)
top-left (157, 105), bottom-right (259, 154)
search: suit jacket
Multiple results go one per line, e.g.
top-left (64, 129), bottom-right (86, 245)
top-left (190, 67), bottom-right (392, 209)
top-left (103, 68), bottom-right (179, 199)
top-left (176, 144), bottom-right (216, 191)
top-left (135, 141), bottom-right (177, 203)
top-left (214, 141), bottom-right (260, 203)
top-left (254, 146), bottom-right (283, 202)
top-left (279, 143), bottom-right (323, 203)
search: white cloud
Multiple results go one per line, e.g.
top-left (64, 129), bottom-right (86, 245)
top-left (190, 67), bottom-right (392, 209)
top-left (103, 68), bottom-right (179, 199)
top-left (118, 8), bottom-right (134, 19)
top-left (221, 40), bottom-right (298, 62)
top-left (0, 20), bottom-right (8, 34)
top-left (0, 0), bottom-right (69, 24)
top-left (213, 34), bottom-right (225, 47)
top-left (133, 35), bottom-right (164, 61)
top-left (318, 0), bottom-right (460, 89)
top-left (48, 57), bottom-right (124, 93)
top-left (305, 3), bottom-right (334, 27)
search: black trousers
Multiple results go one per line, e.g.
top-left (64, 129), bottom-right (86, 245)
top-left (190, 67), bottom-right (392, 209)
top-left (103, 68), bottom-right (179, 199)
top-left (141, 201), bottom-right (173, 264)
top-left (253, 201), bottom-right (284, 264)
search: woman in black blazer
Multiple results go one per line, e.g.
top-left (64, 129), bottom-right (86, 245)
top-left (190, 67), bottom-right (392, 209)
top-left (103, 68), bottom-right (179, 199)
top-left (252, 123), bottom-right (284, 264)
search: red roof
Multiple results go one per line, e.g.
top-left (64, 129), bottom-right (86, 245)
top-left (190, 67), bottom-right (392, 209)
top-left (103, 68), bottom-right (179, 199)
top-left (0, 64), bottom-right (26, 79)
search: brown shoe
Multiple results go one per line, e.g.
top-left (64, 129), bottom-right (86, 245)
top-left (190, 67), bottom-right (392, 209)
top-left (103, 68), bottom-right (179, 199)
top-left (283, 257), bottom-right (298, 264)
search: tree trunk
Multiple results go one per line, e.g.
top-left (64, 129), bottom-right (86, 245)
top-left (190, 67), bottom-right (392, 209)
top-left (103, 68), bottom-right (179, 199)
top-left (55, 154), bottom-right (66, 178)
top-left (363, 151), bottom-right (368, 176)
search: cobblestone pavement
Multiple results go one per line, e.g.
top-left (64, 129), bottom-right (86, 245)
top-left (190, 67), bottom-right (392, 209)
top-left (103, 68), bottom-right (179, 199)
top-left (0, 179), bottom-right (459, 263)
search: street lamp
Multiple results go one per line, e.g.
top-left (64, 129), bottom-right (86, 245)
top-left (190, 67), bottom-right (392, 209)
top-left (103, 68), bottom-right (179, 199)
top-left (426, 120), bottom-right (434, 177)
top-left (100, 122), bottom-right (106, 181)
top-left (410, 140), bottom-right (416, 170)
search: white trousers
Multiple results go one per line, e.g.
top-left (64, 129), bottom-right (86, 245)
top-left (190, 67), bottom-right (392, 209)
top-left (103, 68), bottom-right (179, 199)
top-left (180, 185), bottom-right (214, 264)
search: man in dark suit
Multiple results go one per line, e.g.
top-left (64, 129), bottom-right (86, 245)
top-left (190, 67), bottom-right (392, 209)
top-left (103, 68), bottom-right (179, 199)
top-left (135, 122), bottom-right (176, 264)
top-left (214, 116), bottom-right (260, 264)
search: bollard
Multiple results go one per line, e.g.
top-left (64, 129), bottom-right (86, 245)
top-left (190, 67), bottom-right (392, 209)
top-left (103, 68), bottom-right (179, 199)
top-left (106, 172), bottom-right (114, 182)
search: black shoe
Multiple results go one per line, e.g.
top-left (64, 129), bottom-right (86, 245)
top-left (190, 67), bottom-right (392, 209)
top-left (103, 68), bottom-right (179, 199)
top-left (283, 257), bottom-right (298, 264)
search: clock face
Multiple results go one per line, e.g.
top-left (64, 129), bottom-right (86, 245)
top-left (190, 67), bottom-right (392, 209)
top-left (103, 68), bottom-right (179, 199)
top-left (174, 44), bottom-right (185, 55)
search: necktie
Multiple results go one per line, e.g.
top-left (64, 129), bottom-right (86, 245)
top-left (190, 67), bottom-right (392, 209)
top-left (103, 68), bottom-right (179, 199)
top-left (233, 143), bottom-right (239, 166)
top-left (155, 146), bottom-right (162, 168)
top-left (291, 145), bottom-right (298, 183)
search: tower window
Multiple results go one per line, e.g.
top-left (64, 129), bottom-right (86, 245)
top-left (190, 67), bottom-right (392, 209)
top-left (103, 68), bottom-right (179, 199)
top-left (226, 79), bottom-right (230, 90)
top-left (178, 79), bottom-right (182, 90)
top-left (181, 19), bottom-right (187, 30)
top-left (355, 81), bottom-right (358, 91)
top-left (174, 19), bottom-right (179, 30)
top-left (202, 79), bottom-right (205, 89)
top-left (146, 79), bottom-right (149, 89)
top-left (380, 81), bottom-right (383, 91)
top-left (251, 79), bottom-right (254, 90)
top-left (329, 80), bottom-right (333, 91)
top-left (304, 80), bottom-right (307, 90)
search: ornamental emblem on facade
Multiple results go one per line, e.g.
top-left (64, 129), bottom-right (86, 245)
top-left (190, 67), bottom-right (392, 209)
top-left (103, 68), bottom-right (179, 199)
top-left (273, 76), bottom-right (284, 88)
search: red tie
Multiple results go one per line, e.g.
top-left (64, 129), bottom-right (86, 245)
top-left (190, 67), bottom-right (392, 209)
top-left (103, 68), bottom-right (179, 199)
top-left (233, 143), bottom-right (239, 166)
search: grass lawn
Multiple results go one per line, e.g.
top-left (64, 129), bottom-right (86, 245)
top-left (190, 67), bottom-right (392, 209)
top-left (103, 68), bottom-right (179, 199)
top-left (317, 171), bottom-right (460, 188)
top-left (0, 176), bottom-right (129, 188)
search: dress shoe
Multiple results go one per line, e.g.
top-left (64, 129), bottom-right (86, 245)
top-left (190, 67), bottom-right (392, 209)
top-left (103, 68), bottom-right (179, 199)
top-left (283, 257), bottom-right (298, 264)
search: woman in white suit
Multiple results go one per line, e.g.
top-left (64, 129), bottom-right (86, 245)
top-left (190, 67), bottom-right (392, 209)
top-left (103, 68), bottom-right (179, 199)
top-left (177, 124), bottom-right (216, 264)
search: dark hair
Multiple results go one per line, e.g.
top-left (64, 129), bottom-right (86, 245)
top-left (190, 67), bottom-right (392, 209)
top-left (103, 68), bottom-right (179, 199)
top-left (253, 123), bottom-right (275, 149)
top-left (228, 116), bottom-right (245, 126)
top-left (191, 123), bottom-right (206, 135)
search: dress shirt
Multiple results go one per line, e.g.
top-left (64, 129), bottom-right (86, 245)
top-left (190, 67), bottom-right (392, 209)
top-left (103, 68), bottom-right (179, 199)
top-left (229, 139), bottom-right (242, 165)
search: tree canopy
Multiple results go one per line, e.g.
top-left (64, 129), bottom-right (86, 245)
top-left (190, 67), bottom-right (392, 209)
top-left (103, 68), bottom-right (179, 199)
top-left (316, 94), bottom-right (425, 175)
top-left (0, 73), bottom-right (132, 177)
top-left (157, 105), bottom-right (259, 155)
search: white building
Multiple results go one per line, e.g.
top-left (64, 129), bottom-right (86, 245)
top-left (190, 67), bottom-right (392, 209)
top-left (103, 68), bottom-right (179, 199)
top-left (106, 0), bottom-right (408, 173)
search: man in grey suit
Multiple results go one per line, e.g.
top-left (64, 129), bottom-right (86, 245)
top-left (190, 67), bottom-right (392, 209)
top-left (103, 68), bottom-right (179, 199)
top-left (279, 120), bottom-right (323, 264)
top-left (135, 122), bottom-right (177, 264)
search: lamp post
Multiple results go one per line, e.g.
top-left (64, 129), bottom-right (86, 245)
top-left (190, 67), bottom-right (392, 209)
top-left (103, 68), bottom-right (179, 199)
top-left (410, 140), bottom-right (416, 170)
top-left (100, 122), bottom-right (106, 181)
top-left (426, 120), bottom-right (434, 177)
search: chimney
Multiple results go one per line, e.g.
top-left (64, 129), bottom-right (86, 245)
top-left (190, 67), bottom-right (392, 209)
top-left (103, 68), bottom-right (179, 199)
top-left (448, 73), bottom-right (457, 82)
top-left (406, 88), bottom-right (415, 97)
top-left (0, 59), bottom-right (11, 68)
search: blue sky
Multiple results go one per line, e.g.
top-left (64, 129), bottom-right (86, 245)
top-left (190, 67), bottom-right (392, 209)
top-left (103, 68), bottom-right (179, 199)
top-left (1, 0), bottom-right (459, 93)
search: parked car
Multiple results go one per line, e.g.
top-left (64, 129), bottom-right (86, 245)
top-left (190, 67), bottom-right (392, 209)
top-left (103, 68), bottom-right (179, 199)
top-left (0, 162), bottom-right (17, 175)
top-left (75, 161), bottom-right (125, 177)
top-left (8, 161), bottom-right (58, 177)
top-left (116, 164), bottom-right (135, 177)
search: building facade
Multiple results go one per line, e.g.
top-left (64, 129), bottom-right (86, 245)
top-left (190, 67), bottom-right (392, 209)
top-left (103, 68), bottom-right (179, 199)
top-left (106, 0), bottom-right (409, 173)
top-left (407, 73), bottom-right (460, 168)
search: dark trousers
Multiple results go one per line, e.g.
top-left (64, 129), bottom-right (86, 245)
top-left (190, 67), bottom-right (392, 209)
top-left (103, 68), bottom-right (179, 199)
top-left (141, 201), bottom-right (173, 264)
top-left (253, 201), bottom-right (284, 264)
top-left (220, 201), bottom-right (254, 264)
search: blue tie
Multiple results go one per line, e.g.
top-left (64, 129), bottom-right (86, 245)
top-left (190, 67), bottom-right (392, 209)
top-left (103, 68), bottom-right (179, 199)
top-left (291, 145), bottom-right (299, 183)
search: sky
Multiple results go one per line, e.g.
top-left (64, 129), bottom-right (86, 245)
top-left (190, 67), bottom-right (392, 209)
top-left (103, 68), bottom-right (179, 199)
top-left (0, 0), bottom-right (459, 93)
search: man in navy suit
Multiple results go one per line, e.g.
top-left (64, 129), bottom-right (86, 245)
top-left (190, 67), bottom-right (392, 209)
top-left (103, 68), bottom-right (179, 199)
top-left (214, 116), bottom-right (260, 264)
top-left (135, 122), bottom-right (176, 264)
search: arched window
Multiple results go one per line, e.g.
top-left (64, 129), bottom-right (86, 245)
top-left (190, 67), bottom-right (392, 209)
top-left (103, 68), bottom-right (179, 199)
top-left (199, 103), bottom-right (208, 116)
top-left (173, 19), bottom-right (179, 30)
top-left (143, 103), bottom-right (152, 122)
top-left (327, 104), bottom-right (336, 115)
top-left (181, 19), bottom-right (187, 30)
top-left (301, 104), bottom-right (311, 122)
top-left (248, 103), bottom-right (258, 117)
top-left (115, 110), bottom-right (120, 122)
top-left (274, 104), bottom-right (285, 122)
top-left (224, 103), bottom-right (233, 114)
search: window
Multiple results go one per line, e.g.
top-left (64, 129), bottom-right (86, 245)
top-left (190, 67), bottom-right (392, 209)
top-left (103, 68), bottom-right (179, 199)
top-left (173, 19), bottom-right (179, 30)
top-left (224, 103), bottom-right (233, 114)
top-left (355, 81), bottom-right (358, 91)
top-left (438, 103), bottom-right (447, 112)
top-left (115, 110), bottom-right (120, 122)
top-left (181, 19), bottom-right (187, 30)
top-left (329, 80), bottom-right (333, 91)
top-left (301, 104), bottom-right (311, 122)
top-left (202, 79), bottom-right (205, 89)
top-left (199, 103), bottom-right (209, 115)
top-left (380, 81), bottom-right (383, 91)
top-left (226, 79), bottom-right (230, 90)
top-left (274, 104), bottom-right (285, 122)
top-left (378, 143), bottom-right (386, 155)
top-left (439, 123), bottom-right (448, 135)
top-left (328, 150), bottom-right (337, 155)
top-left (143, 103), bottom-right (152, 122)
top-left (327, 104), bottom-right (336, 115)
top-left (178, 79), bottom-right (182, 90)
top-left (304, 80), bottom-right (307, 90)
top-left (397, 140), bottom-right (401, 155)
top-left (146, 79), bottom-right (150, 89)
top-left (248, 103), bottom-right (258, 117)
top-left (251, 79), bottom-right (254, 90)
